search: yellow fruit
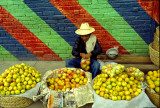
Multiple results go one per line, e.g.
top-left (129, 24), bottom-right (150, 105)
top-left (146, 76), bottom-right (150, 80)
top-left (148, 71), bottom-right (153, 76)
top-left (155, 87), bottom-right (160, 94)
top-left (147, 80), bottom-right (154, 85)
top-left (154, 81), bottom-right (160, 87)
top-left (151, 77), bottom-right (157, 82)
top-left (149, 84), bottom-right (155, 89)
top-left (153, 73), bottom-right (158, 78)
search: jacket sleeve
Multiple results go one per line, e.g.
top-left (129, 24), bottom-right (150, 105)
top-left (91, 39), bottom-right (102, 58)
top-left (72, 37), bottom-right (81, 57)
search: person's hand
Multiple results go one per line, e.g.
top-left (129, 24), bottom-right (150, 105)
top-left (85, 53), bottom-right (92, 59)
top-left (80, 53), bottom-right (86, 59)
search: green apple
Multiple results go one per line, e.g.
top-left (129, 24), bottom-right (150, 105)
top-left (15, 90), bottom-right (20, 95)
top-left (21, 89), bottom-right (25, 93)
top-left (11, 91), bottom-right (15, 95)
top-left (6, 91), bottom-right (11, 95)
top-left (28, 80), bottom-right (33, 85)
top-left (36, 78), bottom-right (41, 82)
top-left (0, 90), bottom-right (6, 95)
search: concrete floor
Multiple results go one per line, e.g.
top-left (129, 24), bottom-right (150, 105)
top-left (0, 61), bottom-right (93, 108)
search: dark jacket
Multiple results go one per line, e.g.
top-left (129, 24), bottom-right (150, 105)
top-left (72, 36), bottom-right (102, 60)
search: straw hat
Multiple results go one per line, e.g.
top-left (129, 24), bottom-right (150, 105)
top-left (75, 23), bottom-right (95, 35)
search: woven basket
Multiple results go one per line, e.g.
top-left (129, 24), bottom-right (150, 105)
top-left (156, 26), bottom-right (159, 37)
top-left (145, 87), bottom-right (160, 107)
top-left (0, 96), bottom-right (34, 108)
top-left (153, 33), bottom-right (159, 51)
top-left (149, 43), bottom-right (159, 66)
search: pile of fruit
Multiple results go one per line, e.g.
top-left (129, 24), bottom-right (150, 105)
top-left (146, 70), bottom-right (160, 94)
top-left (126, 67), bottom-right (144, 81)
top-left (80, 58), bottom-right (90, 71)
top-left (0, 63), bottom-right (41, 95)
top-left (93, 65), bottom-right (144, 101)
top-left (102, 64), bottom-right (125, 77)
top-left (47, 68), bottom-right (88, 92)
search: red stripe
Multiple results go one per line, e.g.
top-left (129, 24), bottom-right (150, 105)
top-left (138, 0), bottom-right (159, 24)
top-left (0, 6), bottom-right (62, 60)
top-left (50, 0), bottom-right (129, 54)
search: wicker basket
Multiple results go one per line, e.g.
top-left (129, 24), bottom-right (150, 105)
top-left (156, 26), bottom-right (159, 37)
top-left (149, 43), bottom-right (159, 66)
top-left (145, 87), bottom-right (160, 107)
top-left (0, 96), bottom-right (34, 108)
top-left (153, 33), bottom-right (159, 51)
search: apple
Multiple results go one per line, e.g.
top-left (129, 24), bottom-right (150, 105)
top-left (17, 86), bottom-right (23, 90)
top-left (16, 78), bottom-right (21, 83)
top-left (63, 68), bottom-right (67, 73)
top-left (122, 81), bottom-right (127, 87)
top-left (36, 78), bottom-right (41, 82)
top-left (15, 90), bottom-right (20, 95)
top-left (112, 96), bottom-right (117, 101)
top-left (8, 86), bottom-right (13, 91)
top-left (21, 89), bottom-right (26, 93)
top-left (107, 85), bottom-right (112, 90)
top-left (0, 86), bottom-right (4, 90)
top-left (11, 91), bottom-right (15, 95)
top-left (84, 66), bottom-right (90, 71)
top-left (13, 74), bottom-right (18, 79)
top-left (126, 95), bottom-right (131, 101)
top-left (86, 60), bottom-right (90, 65)
top-left (80, 72), bottom-right (85, 76)
top-left (4, 82), bottom-right (9, 87)
top-left (28, 80), bottom-right (33, 85)
top-left (26, 85), bottom-right (31, 90)
top-left (0, 91), bottom-right (6, 95)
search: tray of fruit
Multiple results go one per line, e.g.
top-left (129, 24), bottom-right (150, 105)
top-left (145, 70), bottom-right (160, 107)
top-left (0, 63), bottom-right (41, 108)
top-left (36, 68), bottom-right (93, 108)
top-left (92, 64), bottom-right (155, 108)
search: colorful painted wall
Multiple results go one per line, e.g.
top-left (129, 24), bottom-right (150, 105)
top-left (0, 0), bottom-right (159, 61)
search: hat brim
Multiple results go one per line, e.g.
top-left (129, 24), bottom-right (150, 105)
top-left (75, 27), bottom-right (95, 35)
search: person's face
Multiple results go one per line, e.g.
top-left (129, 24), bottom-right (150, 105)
top-left (81, 34), bottom-right (90, 42)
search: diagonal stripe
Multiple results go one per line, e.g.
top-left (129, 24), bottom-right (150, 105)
top-left (0, 1), bottom-right (72, 60)
top-left (50, 0), bottom-right (129, 54)
top-left (0, 45), bottom-right (18, 61)
top-left (24, 0), bottom-right (79, 47)
top-left (138, 0), bottom-right (159, 24)
top-left (78, 0), bottom-right (149, 54)
top-left (108, 0), bottom-right (158, 44)
top-left (0, 6), bottom-right (61, 61)
top-left (0, 26), bottom-right (37, 60)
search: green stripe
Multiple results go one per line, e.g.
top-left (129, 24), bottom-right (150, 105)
top-left (78, 0), bottom-right (148, 54)
top-left (0, 45), bottom-right (18, 61)
top-left (0, 1), bottom-right (72, 59)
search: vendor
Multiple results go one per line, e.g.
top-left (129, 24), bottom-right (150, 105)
top-left (65, 22), bottom-right (102, 78)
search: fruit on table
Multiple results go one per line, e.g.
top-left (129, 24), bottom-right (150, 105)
top-left (93, 68), bottom-right (143, 101)
top-left (47, 68), bottom-right (88, 91)
top-left (0, 63), bottom-right (41, 96)
top-left (146, 70), bottom-right (160, 94)
top-left (80, 59), bottom-right (90, 71)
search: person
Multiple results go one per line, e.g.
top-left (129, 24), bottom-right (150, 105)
top-left (65, 22), bottom-right (102, 79)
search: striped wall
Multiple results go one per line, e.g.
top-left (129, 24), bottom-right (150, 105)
top-left (0, 0), bottom-right (159, 61)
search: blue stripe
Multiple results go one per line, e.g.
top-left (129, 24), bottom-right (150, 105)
top-left (0, 26), bottom-right (39, 61)
top-left (108, 0), bottom-right (158, 44)
top-left (24, 0), bottom-right (79, 46)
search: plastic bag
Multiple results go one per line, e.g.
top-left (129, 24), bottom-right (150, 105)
top-left (80, 58), bottom-right (90, 71)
